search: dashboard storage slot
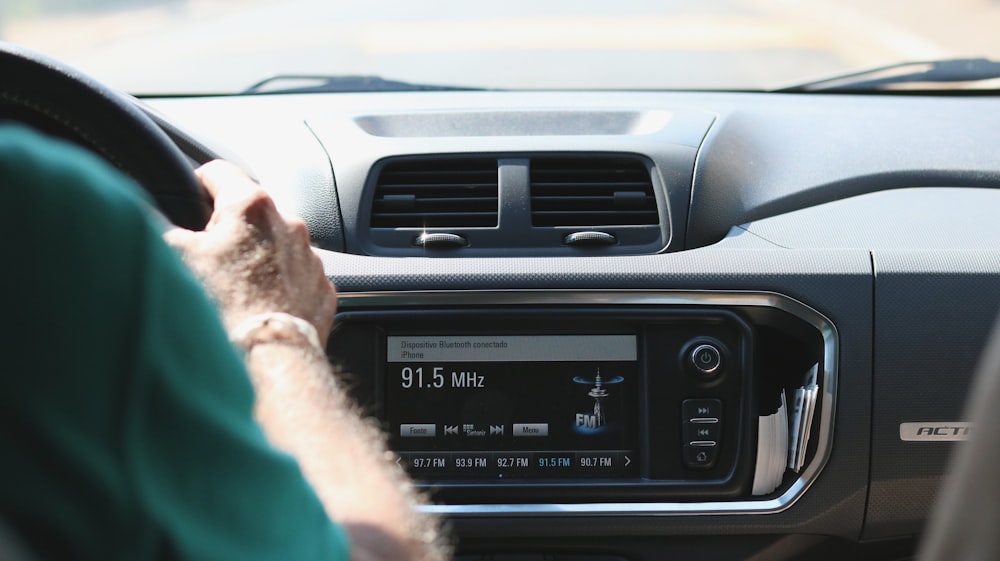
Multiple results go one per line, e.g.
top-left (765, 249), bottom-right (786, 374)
top-left (751, 364), bottom-right (819, 495)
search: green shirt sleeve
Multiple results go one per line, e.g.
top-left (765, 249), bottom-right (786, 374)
top-left (0, 125), bottom-right (349, 561)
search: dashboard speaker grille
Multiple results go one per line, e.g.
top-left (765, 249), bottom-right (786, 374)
top-left (371, 159), bottom-right (499, 228)
top-left (530, 156), bottom-right (658, 227)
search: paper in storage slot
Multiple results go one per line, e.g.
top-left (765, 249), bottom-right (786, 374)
top-left (788, 363), bottom-right (819, 473)
top-left (752, 391), bottom-right (788, 496)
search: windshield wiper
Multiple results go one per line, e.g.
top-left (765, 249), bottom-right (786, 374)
top-left (776, 58), bottom-right (1000, 93)
top-left (242, 74), bottom-right (487, 94)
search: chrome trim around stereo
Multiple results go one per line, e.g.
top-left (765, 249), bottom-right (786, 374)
top-left (336, 289), bottom-right (838, 517)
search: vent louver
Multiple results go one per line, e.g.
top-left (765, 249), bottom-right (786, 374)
top-left (371, 159), bottom-right (499, 228)
top-left (530, 157), bottom-right (658, 227)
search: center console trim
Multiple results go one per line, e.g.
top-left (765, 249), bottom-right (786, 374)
top-left (335, 289), bottom-right (838, 516)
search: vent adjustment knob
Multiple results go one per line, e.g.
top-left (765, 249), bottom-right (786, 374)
top-left (563, 231), bottom-right (618, 246)
top-left (414, 232), bottom-right (468, 248)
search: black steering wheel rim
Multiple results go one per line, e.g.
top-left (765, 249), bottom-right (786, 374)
top-left (0, 42), bottom-right (211, 230)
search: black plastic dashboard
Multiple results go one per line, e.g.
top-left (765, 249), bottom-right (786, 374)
top-left (147, 90), bottom-right (1000, 561)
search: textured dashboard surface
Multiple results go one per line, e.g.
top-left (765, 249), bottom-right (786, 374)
top-left (720, 188), bottom-right (1000, 250)
top-left (866, 249), bottom-right (1000, 540)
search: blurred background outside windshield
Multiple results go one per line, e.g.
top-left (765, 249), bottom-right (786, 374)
top-left (2, 0), bottom-right (998, 94)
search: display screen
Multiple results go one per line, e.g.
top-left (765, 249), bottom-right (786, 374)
top-left (385, 334), bottom-right (639, 480)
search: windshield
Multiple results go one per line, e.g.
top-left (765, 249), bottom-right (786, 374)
top-left (2, 0), bottom-right (997, 94)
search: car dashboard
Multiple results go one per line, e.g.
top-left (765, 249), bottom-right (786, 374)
top-left (146, 89), bottom-right (1000, 561)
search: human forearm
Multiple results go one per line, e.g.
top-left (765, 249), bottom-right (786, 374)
top-left (164, 162), bottom-right (448, 561)
top-left (243, 337), bottom-right (447, 561)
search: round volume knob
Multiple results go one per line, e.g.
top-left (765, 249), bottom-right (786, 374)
top-left (689, 343), bottom-right (723, 376)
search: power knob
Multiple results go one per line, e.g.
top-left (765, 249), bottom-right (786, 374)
top-left (688, 342), bottom-right (723, 379)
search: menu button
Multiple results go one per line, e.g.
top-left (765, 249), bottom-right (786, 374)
top-left (513, 423), bottom-right (549, 436)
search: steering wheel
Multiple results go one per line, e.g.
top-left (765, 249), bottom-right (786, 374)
top-left (0, 42), bottom-right (212, 230)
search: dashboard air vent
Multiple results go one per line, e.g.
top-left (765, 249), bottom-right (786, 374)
top-left (371, 159), bottom-right (499, 228)
top-left (530, 157), bottom-right (658, 227)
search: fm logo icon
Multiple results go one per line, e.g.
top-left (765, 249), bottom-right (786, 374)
top-left (572, 369), bottom-right (624, 435)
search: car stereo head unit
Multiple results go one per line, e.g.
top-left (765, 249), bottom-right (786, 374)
top-left (328, 304), bottom-right (762, 503)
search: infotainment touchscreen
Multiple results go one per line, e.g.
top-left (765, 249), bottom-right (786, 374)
top-left (385, 334), bottom-right (639, 480)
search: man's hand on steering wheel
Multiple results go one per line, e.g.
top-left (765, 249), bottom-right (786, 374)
top-left (164, 161), bottom-right (337, 342)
